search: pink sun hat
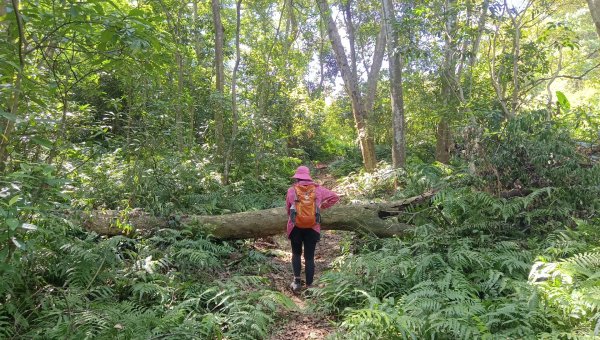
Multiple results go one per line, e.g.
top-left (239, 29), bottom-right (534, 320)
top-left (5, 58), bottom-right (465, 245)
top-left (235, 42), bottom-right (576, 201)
top-left (291, 165), bottom-right (313, 181)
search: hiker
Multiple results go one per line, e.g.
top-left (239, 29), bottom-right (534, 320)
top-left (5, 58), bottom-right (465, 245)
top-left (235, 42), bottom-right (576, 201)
top-left (286, 165), bottom-right (339, 292)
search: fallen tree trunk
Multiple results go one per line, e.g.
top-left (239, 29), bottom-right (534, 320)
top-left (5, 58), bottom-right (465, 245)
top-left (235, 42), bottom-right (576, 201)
top-left (82, 191), bottom-right (436, 239)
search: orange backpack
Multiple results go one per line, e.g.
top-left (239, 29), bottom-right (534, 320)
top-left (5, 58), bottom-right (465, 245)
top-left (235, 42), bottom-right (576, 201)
top-left (291, 184), bottom-right (321, 228)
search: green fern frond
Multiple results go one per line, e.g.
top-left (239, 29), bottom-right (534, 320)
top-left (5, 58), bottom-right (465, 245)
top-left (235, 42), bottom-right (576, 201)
top-left (563, 252), bottom-right (600, 271)
top-left (172, 248), bottom-right (217, 271)
top-left (0, 316), bottom-right (13, 339)
top-left (256, 290), bottom-right (297, 310)
top-left (226, 275), bottom-right (268, 288)
top-left (87, 285), bottom-right (114, 301)
top-left (429, 318), bottom-right (480, 340)
top-left (477, 270), bottom-right (507, 298)
top-left (447, 245), bottom-right (486, 271)
top-left (413, 253), bottom-right (447, 281)
top-left (446, 301), bottom-right (486, 317)
top-left (131, 281), bottom-right (172, 304)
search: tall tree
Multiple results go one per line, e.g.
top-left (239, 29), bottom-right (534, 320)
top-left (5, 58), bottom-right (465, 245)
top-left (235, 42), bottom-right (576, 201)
top-left (382, 0), bottom-right (405, 168)
top-left (0, 0), bottom-right (25, 169)
top-left (223, 0), bottom-right (242, 185)
top-left (212, 0), bottom-right (225, 170)
top-left (434, 0), bottom-right (489, 163)
top-left (316, 0), bottom-right (385, 172)
top-left (157, 0), bottom-right (188, 150)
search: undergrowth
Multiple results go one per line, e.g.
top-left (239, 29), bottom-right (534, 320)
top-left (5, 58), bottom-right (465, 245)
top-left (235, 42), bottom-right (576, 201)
top-left (2, 112), bottom-right (600, 339)
top-left (0, 224), bottom-right (294, 339)
top-left (309, 112), bottom-right (600, 339)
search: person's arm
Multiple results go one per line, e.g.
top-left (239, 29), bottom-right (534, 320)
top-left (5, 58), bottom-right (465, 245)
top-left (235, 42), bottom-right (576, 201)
top-left (317, 186), bottom-right (339, 209)
top-left (286, 187), bottom-right (295, 215)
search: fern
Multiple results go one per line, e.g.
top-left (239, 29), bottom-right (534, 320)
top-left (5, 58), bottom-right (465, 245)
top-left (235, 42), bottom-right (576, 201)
top-left (447, 242), bottom-right (485, 271)
top-left (337, 293), bottom-right (422, 339)
top-left (476, 270), bottom-right (508, 298)
top-left (131, 281), bottom-right (172, 304)
top-left (0, 316), bottom-right (13, 339)
top-left (429, 317), bottom-right (481, 340)
top-left (563, 252), bottom-right (600, 273)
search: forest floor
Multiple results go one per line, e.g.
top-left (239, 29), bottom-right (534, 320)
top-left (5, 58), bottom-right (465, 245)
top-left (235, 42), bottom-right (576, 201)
top-left (254, 230), bottom-right (345, 340)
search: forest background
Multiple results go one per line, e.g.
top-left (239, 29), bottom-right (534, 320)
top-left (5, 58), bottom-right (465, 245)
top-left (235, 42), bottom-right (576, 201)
top-left (1, 0), bottom-right (600, 338)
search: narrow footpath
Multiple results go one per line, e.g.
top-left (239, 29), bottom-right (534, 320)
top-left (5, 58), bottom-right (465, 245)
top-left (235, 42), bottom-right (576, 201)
top-left (255, 230), bottom-right (344, 339)
top-left (262, 165), bottom-right (344, 339)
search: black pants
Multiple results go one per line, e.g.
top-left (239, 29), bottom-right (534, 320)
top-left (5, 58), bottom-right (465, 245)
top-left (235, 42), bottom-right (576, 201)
top-left (289, 227), bottom-right (320, 286)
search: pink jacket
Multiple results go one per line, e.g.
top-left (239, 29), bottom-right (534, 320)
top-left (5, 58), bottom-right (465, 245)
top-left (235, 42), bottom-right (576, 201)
top-left (286, 180), bottom-right (339, 237)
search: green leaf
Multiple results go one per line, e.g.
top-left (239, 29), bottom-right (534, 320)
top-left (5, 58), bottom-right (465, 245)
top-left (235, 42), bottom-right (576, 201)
top-left (4, 60), bottom-right (21, 71)
top-left (6, 218), bottom-right (20, 231)
top-left (31, 136), bottom-right (53, 149)
top-left (0, 110), bottom-right (18, 122)
top-left (8, 195), bottom-right (21, 206)
top-left (556, 91), bottom-right (570, 111)
top-left (69, 4), bottom-right (79, 17)
top-left (0, 248), bottom-right (8, 262)
top-left (128, 8), bottom-right (145, 17)
top-left (100, 29), bottom-right (116, 44)
top-left (93, 3), bottom-right (105, 15)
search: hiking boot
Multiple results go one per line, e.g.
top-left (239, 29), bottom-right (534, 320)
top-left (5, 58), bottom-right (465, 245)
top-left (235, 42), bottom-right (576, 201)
top-left (290, 281), bottom-right (301, 292)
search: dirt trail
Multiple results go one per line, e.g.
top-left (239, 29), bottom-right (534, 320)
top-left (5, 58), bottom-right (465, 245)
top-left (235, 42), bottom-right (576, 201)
top-left (254, 230), bottom-right (344, 340)
top-left (258, 165), bottom-right (344, 339)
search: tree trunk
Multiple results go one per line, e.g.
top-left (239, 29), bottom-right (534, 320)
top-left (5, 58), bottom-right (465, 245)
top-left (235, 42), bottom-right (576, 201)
top-left (175, 50), bottom-right (184, 150)
top-left (212, 0), bottom-right (225, 171)
top-left (508, 2), bottom-right (520, 116)
top-left (342, 0), bottom-right (358, 81)
top-left (0, 0), bottom-right (24, 170)
top-left (382, 0), bottom-right (405, 168)
top-left (435, 118), bottom-right (452, 164)
top-left (192, 1), bottom-right (203, 63)
top-left (435, 0), bottom-right (459, 164)
top-left (466, 0), bottom-right (489, 91)
top-left (223, 0), bottom-right (242, 185)
top-left (81, 191), bottom-right (437, 239)
top-left (317, 0), bottom-right (377, 172)
top-left (364, 26), bottom-right (386, 115)
top-left (587, 0), bottom-right (600, 39)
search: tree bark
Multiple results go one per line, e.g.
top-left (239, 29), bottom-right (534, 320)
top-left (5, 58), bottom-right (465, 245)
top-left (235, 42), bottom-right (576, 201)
top-left (434, 0), bottom-right (489, 164)
top-left (435, 118), bottom-right (452, 164)
top-left (192, 1), bottom-right (203, 63)
top-left (435, 0), bottom-right (459, 164)
top-left (0, 0), bottom-right (24, 170)
top-left (507, 0), bottom-right (521, 116)
top-left (212, 0), bottom-right (226, 171)
top-left (81, 191), bottom-right (437, 239)
top-left (382, 0), bottom-right (405, 169)
top-left (364, 26), bottom-right (386, 115)
top-left (223, 0), bottom-right (242, 185)
top-left (587, 0), bottom-right (600, 39)
top-left (176, 49), bottom-right (184, 149)
top-left (342, 0), bottom-right (358, 82)
top-left (317, 0), bottom-right (377, 172)
top-left (462, 0), bottom-right (489, 100)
